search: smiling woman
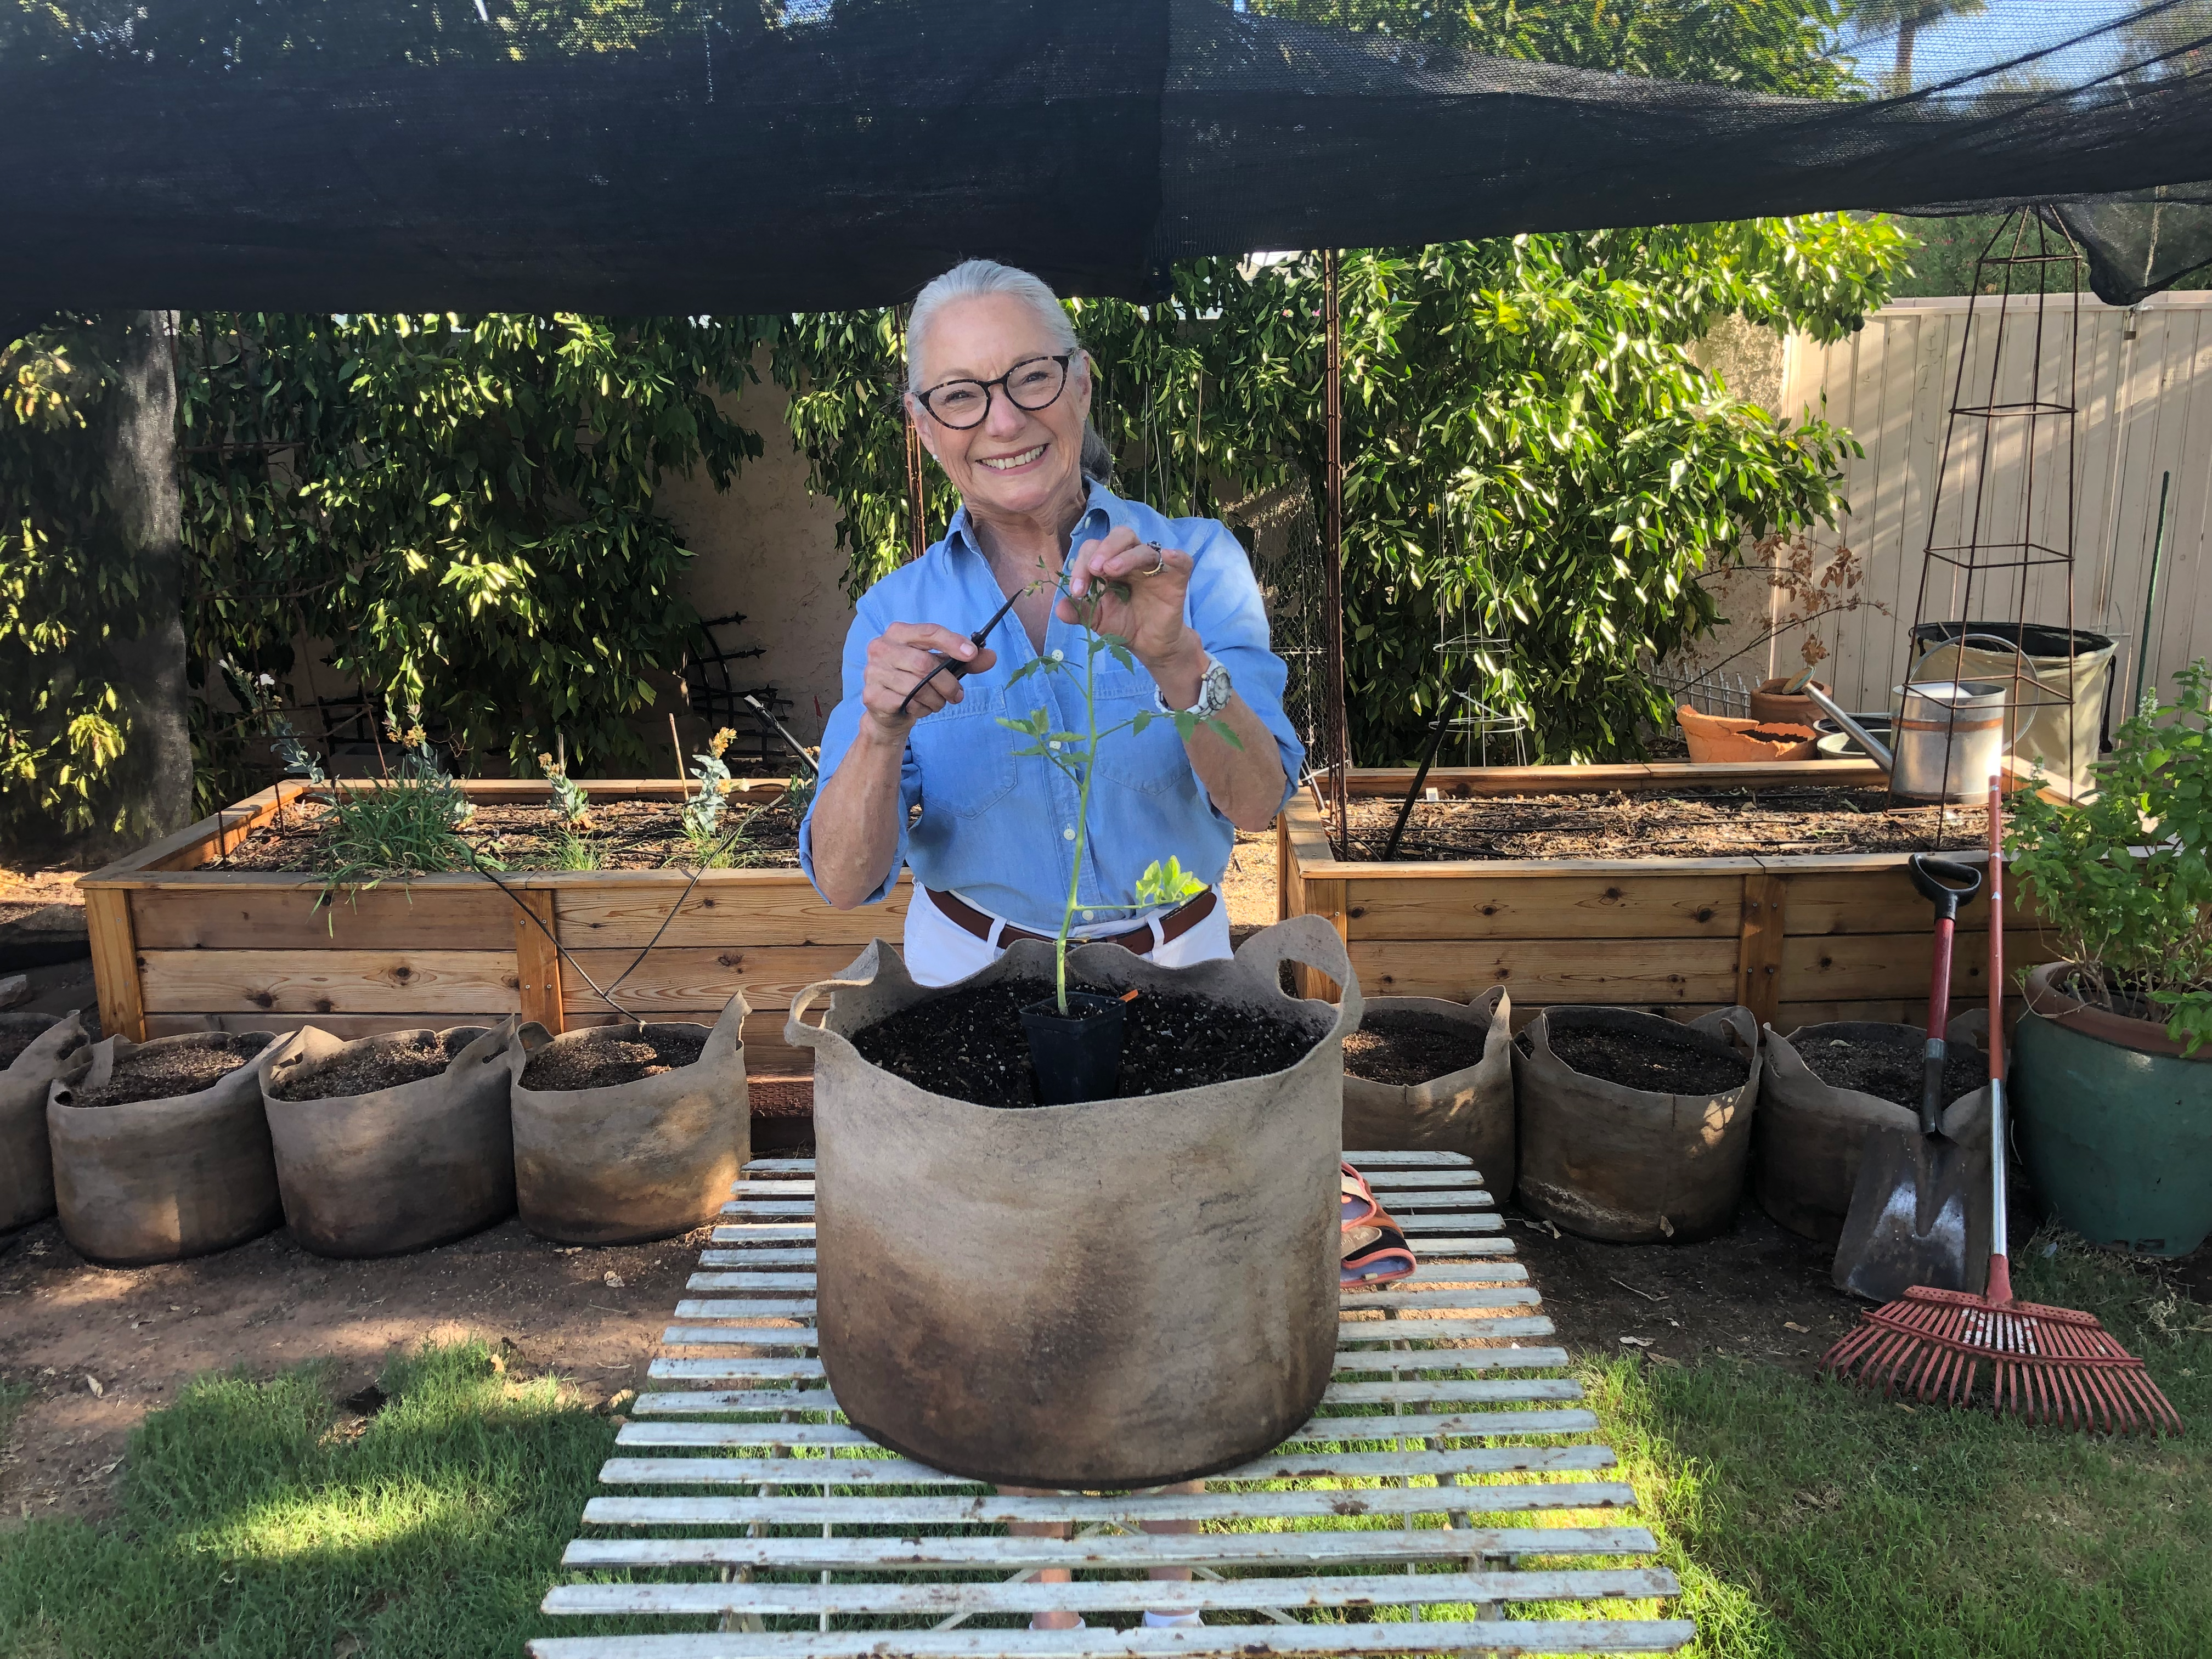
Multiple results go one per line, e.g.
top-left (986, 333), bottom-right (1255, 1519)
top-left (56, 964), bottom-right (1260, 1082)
top-left (798, 258), bottom-right (1304, 988)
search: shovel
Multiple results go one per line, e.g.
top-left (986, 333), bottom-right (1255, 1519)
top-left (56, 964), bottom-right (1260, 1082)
top-left (1831, 853), bottom-right (1988, 1302)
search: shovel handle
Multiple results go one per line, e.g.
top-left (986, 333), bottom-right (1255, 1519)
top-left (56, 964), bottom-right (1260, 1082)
top-left (1921, 915), bottom-right (1955, 1137)
top-left (1908, 853), bottom-right (1983, 921)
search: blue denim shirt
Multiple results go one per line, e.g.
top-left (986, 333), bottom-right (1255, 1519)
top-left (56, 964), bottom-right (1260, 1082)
top-left (799, 482), bottom-right (1305, 934)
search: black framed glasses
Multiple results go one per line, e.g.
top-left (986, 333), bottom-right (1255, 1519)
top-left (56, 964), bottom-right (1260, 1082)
top-left (914, 353), bottom-right (1073, 430)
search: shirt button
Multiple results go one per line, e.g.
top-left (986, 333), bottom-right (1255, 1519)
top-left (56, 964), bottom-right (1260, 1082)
top-left (1062, 827), bottom-right (1075, 841)
top-left (1081, 910), bottom-right (1094, 922)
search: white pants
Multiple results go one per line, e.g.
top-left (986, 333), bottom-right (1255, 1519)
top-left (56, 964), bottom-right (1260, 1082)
top-left (902, 884), bottom-right (1232, 989)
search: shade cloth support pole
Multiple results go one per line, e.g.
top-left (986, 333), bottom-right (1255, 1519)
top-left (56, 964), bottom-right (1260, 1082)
top-left (1321, 247), bottom-right (1349, 855)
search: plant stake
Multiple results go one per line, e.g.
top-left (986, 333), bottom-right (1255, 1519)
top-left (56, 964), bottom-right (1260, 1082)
top-left (1821, 776), bottom-right (2182, 1435)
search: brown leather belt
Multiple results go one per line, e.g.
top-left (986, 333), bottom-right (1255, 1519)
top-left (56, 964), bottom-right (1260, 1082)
top-left (925, 885), bottom-right (1218, 953)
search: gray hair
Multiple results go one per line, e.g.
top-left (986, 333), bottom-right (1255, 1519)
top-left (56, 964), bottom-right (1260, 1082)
top-left (906, 258), bottom-right (1114, 486)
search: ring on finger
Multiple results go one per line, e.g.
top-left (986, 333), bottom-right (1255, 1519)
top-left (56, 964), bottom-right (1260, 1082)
top-left (1142, 542), bottom-right (1167, 578)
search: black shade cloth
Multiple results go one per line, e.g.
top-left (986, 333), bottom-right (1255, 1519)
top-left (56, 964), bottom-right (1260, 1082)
top-left (4, 1), bottom-right (2210, 317)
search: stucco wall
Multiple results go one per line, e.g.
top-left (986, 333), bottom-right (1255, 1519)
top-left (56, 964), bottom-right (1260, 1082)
top-left (658, 377), bottom-right (856, 746)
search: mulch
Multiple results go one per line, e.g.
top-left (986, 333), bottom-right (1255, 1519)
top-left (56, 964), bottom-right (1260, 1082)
top-left (520, 1027), bottom-right (708, 1092)
top-left (214, 797), bottom-right (805, 874)
top-left (1344, 787), bottom-right (1999, 862)
top-left (1342, 1009), bottom-right (1488, 1087)
top-left (851, 975), bottom-right (1317, 1108)
top-left (71, 1034), bottom-right (272, 1108)
top-left (267, 1030), bottom-right (475, 1102)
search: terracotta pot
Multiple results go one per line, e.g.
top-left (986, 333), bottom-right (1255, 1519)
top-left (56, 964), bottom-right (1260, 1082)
top-left (1, 1012), bottom-right (86, 1232)
top-left (789, 915), bottom-right (1357, 1489)
top-left (259, 1020), bottom-right (522, 1258)
top-left (47, 1032), bottom-right (282, 1265)
top-left (1341, 987), bottom-right (1513, 1183)
top-left (1675, 704), bottom-right (1816, 763)
top-left (509, 993), bottom-right (750, 1245)
top-left (1514, 1005), bottom-right (1762, 1243)
top-left (1749, 677), bottom-right (1832, 729)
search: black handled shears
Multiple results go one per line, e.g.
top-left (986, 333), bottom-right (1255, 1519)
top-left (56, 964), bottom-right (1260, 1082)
top-left (896, 586), bottom-right (1026, 716)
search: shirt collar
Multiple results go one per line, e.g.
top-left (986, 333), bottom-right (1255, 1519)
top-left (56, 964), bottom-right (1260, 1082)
top-left (944, 479), bottom-right (1122, 563)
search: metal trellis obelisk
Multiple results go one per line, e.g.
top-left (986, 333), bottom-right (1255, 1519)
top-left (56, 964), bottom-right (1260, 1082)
top-left (1320, 247), bottom-right (1350, 853)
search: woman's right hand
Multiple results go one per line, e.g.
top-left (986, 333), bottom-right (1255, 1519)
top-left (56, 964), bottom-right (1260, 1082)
top-left (860, 623), bottom-right (998, 738)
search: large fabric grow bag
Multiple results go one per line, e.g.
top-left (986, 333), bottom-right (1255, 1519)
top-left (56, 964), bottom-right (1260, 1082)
top-left (47, 1032), bottom-right (281, 1266)
top-left (259, 1020), bottom-right (521, 1259)
top-left (1514, 1006), bottom-right (1760, 1244)
top-left (2014, 961), bottom-right (2212, 1259)
top-left (789, 914), bottom-right (1358, 1489)
top-left (1754, 1019), bottom-right (1990, 1249)
top-left (509, 993), bottom-right (751, 1245)
top-left (1341, 987), bottom-right (1513, 1181)
top-left (1, 1011), bottom-right (84, 1232)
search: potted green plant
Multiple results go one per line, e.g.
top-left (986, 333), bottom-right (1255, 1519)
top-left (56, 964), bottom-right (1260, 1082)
top-left (993, 584), bottom-right (1235, 1103)
top-left (2006, 660), bottom-right (2212, 1258)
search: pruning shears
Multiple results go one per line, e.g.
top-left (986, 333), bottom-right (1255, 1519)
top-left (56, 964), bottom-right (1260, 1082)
top-left (896, 586), bottom-right (1027, 716)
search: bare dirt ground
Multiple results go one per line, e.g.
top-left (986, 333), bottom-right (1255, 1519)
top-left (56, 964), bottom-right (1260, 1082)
top-left (0, 1217), bottom-right (705, 1530)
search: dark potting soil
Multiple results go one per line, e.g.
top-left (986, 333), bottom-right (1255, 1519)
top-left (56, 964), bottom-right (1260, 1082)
top-left (1795, 1029), bottom-right (1987, 1108)
top-left (0, 1027), bottom-right (48, 1069)
top-left (1541, 1022), bottom-right (1750, 1096)
top-left (268, 1030), bottom-right (476, 1102)
top-left (520, 1028), bottom-right (707, 1092)
top-left (851, 975), bottom-right (1318, 1108)
top-left (1343, 1010), bottom-right (1488, 1087)
top-left (72, 1033), bottom-right (272, 1108)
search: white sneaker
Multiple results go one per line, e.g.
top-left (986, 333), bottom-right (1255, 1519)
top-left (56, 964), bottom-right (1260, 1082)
top-left (1143, 1611), bottom-right (1202, 1628)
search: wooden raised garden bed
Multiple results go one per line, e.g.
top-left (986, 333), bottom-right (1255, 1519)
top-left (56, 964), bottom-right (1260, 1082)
top-left (78, 780), bottom-right (896, 1076)
top-left (1279, 761), bottom-right (2054, 1030)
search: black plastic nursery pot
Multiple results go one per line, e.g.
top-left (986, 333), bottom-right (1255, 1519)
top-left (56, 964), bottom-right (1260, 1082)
top-left (1018, 991), bottom-right (1126, 1105)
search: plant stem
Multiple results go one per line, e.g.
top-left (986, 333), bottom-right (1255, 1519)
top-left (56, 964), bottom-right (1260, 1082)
top-left (1056, 633), bottom-right (1102, 1018)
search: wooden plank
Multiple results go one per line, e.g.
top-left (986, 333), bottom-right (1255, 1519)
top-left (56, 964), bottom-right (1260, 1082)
top-left (514, 889), bottom-right (563, 1035)
top-left (524, 1622), bottom-right (1699, 1659)
top-left (79, 782), bottom-right (301, 881)
top-left (560, 946), bottom-right (865, 1016)
top-left (1779, 930), bottom-right (2060, 1003)
top-left (1346, 875), bottom-right (1741, 941)
top-left (129, 883), bottom-right (514, 951)
top-left (1785, 865), bottom-right (2045, 936)
top-left (85, 887), bottom-right (144, 1043)
top-left (1340, 761), bottom-right (1885, 798)
top-left (554, 881), bottom-right (907, 950)
top-left (539, 1566), bottom-right (1675, 1618)
top-left (1294, 878), bottom-right (1347, 1001)
top-left (1736, 873), bottom-right (1787, 1029)
top-left (558, 1525), bottom-right (1656, 1569)
top-left (136, 949), bottom-right (520, 1015)
top-left (1345, 938), bottom-right (1739, 1005)
top-left (144, 1011), bottom-right (513, 1040)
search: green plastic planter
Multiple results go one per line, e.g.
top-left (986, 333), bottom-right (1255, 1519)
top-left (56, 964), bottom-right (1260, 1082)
top-left (2013, 963), bottom-right (2212, 1259)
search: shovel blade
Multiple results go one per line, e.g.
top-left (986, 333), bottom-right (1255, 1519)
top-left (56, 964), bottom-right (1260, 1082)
top-left (1831, 1126), bottom-right (1990, 1304)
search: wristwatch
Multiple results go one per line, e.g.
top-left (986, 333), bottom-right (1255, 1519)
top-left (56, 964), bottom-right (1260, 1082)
top-left (1154, 653), bottom-right (1233, 719)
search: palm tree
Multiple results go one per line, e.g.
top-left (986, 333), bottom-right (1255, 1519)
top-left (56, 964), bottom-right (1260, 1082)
top-left (1850, 0), bottom-right (1990, 94)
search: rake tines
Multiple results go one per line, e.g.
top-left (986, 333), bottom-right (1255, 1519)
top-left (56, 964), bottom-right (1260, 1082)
top-left (1822, 1284), bottom-right (2183, 1435)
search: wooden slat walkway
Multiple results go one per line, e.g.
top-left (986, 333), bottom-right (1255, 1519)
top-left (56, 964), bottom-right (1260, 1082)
top-left (528, 1150), bottom-right (1692, 1659)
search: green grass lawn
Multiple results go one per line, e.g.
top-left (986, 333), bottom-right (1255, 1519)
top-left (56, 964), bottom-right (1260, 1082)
top-left (1, 1236), bottom-right (2203, 1659)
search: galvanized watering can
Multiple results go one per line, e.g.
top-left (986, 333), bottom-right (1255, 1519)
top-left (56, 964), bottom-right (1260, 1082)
top-left (1804, 679), bottom-right (2008, 803)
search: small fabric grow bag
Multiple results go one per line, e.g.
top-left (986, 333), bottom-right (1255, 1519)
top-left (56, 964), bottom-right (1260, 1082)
top-left (789, 915), bottom-right (1359, 1489)
top-left (1341, 986), bottom-right (1513, 1182)
top-left (47, 1031), bottom-right (281, 1266)
top-left (1514, 1005), bottom-right (1761, 1244)
top-left (1756, 1018), bottom-right (1991, 1249)
top-left (509, 992), bottom-right (751, 1246)
top-left (1, 1011), bottom-right (85, 1232)
top-left (259, 1020), bottom-right (521, 1258)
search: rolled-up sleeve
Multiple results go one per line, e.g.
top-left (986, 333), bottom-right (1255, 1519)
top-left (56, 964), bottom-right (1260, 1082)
top-left (798, 592), bottom-right (922, 906)
top-left (1183, 520), bottom-right (1307, 815)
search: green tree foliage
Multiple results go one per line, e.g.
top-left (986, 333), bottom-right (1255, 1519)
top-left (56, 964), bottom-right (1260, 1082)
top-left (0, 319), bottom-right (149, 837)
top-left (181, 312), bottom-right (766, 795)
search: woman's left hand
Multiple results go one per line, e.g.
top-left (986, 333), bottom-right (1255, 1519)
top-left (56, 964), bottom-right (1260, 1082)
top-left (1060, 526), bottom-right (1204, 687)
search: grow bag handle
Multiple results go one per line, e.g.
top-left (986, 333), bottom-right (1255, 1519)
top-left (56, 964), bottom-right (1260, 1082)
top-left (1232, 915), bottom-right (1364, 1040)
